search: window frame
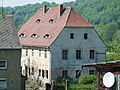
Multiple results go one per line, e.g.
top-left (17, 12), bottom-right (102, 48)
top-left (42, 70), bottom-right (44, 78)
top-left (31, 67), bottom-right (34, 75)
top-left (39, 50), bottom-right (41, 57)
top-left (90, 50), bottom-right (95, 59)
top-left (32, 49), bottom-right (34, 56)
top-left (84, 33), bottom-right (88, 39)
top-left (45, 70), bottom-right (48, 79)
top-left (44, 50), bottom-right (47, 58)
top-left (76, 50), bottom-right (81, 60)
top-left (26, 49), bottom-right (28, 56)
top-left (70, 33), bottom-right (74, 39)
top-left (76, 70), bottom-right (81, 78)
top-left (38, 69), bottom-right (41, 76)
top-left (89, 70), bottom-right (95, 75)
top-left (62, 50), bottom-right (68, 60)
top-left (62, 70), bottom-right (68, 78)
top-left (0, 78), bottom-right (7, 89)
top-left (0, 61), bottom-right (7, 69)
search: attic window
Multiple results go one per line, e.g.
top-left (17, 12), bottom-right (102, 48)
top-left (36, 19), bottom-right (42, 23)
top-left (44, 34), bottom-right (51, 39)
top-left (49, 19), bottom-right (56, 23)
top-left (31, 34), bottom-right (38, 38)
top-left (19, 33), bottom-right (26, 37)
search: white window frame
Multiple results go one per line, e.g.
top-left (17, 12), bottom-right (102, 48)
top-left (0, 60), bottom-right (7, 69)
top-left (0, 78), bottom-right (7, 89)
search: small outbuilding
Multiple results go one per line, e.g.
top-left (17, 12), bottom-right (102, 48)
top-left (82, 61), bottom-right (120, 90)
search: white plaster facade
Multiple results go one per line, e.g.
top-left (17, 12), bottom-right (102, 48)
top-left (21, 27), bottom-right (106, 86)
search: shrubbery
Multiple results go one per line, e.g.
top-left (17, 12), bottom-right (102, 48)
top-left (79, 75), bottom-right (97, 84)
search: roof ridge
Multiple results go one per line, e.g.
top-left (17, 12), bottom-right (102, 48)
top-left (65, 7), bottom-right (72, 27)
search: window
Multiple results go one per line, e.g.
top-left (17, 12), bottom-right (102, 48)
top-left (19, 33), bottom-right (26, 37)
top-left (70, 33), bottom-right (74, 39)
top-left (25, 66), bottom-right (28, 76)
top-left (39, 50), bottom-right (41, 57)
top-left (44, 50), bottom-right (47, 58)
top-left (26, 49), bottom-right (28, 56)
top-left (31, 34), bottom-right (38, 38)
top-left (90, 50), bottom-right (95, 59)
top-left (45, 70), bottom-right (48, 79)
top-left (0, 78), bottom-right (7, 89)
top-left (42, 70), bottom-right (44, 78)
top-left (32, 49), bottom-right (34, 56)
top-left (62, 70), bottom-right (68, 78)
top-left (76, 50), bottom-right (81, 60)
top-left (0, 61), bottom-right (7, 69)
top-left (44, 34), bottom-right (51, 39)
top-left (36, 19), bottom-right (42, 23)
top-left (49, 19), bottom-right (56, 23)
top-left (84, 33), bottom-right (88, 39)
top-left (76, 70), bottom-right (81, 78)
top-left (62, 50), bottom-right (68, 60)
top-left (31, 67), bottom-right (34, 75)
top-left (29, 67), bottom-right (30, 75)
top-left (38, 69), bottom-right (41, 76)
top-left (89, 70), bottom-right (95, 75)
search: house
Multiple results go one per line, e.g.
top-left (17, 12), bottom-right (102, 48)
top-left (0, 15), bottom-right (21, 90)
top-left (18, 5), bottom-right (106, 87)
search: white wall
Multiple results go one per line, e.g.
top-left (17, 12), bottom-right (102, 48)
top-left (21, 47), bottom-right (51, 85)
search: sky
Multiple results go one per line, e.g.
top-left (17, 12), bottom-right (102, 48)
top-left (0, 0), bottom-right (75, 7)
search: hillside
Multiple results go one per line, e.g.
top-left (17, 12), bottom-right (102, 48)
top-left (0, 0), bottom-right (120, 61)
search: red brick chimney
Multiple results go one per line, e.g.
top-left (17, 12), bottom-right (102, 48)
top-left (43, 5), bottom-right (47, 14)
top-left (58, 4), bottom-right (64, 17)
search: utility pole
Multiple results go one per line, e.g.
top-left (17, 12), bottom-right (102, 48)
top-left (1, 0), bottom-right (4, 16)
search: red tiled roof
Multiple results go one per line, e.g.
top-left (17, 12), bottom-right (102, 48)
top-left (66, 8), bottom-right (93, 27)
top-left (18, 5), bottom-right (93, 47)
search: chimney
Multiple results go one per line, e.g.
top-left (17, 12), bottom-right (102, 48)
top-left (58, 4), bottom-right (64, 17)
top-left (43, 5), bottom-right (47, 14)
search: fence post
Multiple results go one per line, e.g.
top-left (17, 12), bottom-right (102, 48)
top-left (65, 80), bottom-right (70, 90)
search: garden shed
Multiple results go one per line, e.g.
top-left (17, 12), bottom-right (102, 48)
top-left (82, 61), bottom-right (120, 90)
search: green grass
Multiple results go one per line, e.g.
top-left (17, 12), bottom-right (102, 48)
top-left (70, 84), bottom-right (98, 90)
top-left (55, 83), bottom-right (98, 90)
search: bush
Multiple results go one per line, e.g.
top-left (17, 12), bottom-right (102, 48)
top-left (70, 84), bottom-right (98, 90)
top-left (55, 82), bottom-right (65, 87)
top-left (79, 75), bottom-right (97, 84)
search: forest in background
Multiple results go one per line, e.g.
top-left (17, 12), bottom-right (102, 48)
top-left (0, 0), bottom-right (120, 61)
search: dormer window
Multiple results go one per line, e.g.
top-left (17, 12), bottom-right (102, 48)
top-left (49, 19), bottom-right (56, 23)
top-left (31, 34), bottom-right (38, 38)
top-left (36, 19), bottom-right (42, 23)
top-left (19, 33), bottom-right (26, 37)
top-left (44, 34), bottom-right (51, 39)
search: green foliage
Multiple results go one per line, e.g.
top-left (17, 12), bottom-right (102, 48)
top-left (55, 83), bottom-right (65, 87)
top-left (70, 84), bottom-right (98, 90)
top-left (97, 22), bottom-right (120, 42)
top-left (113, 30), bottom-right (120, 43)
top-left (106, 42), bottom-right (120, 62)
top-left (79, 75), bottom-right (97, 84)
